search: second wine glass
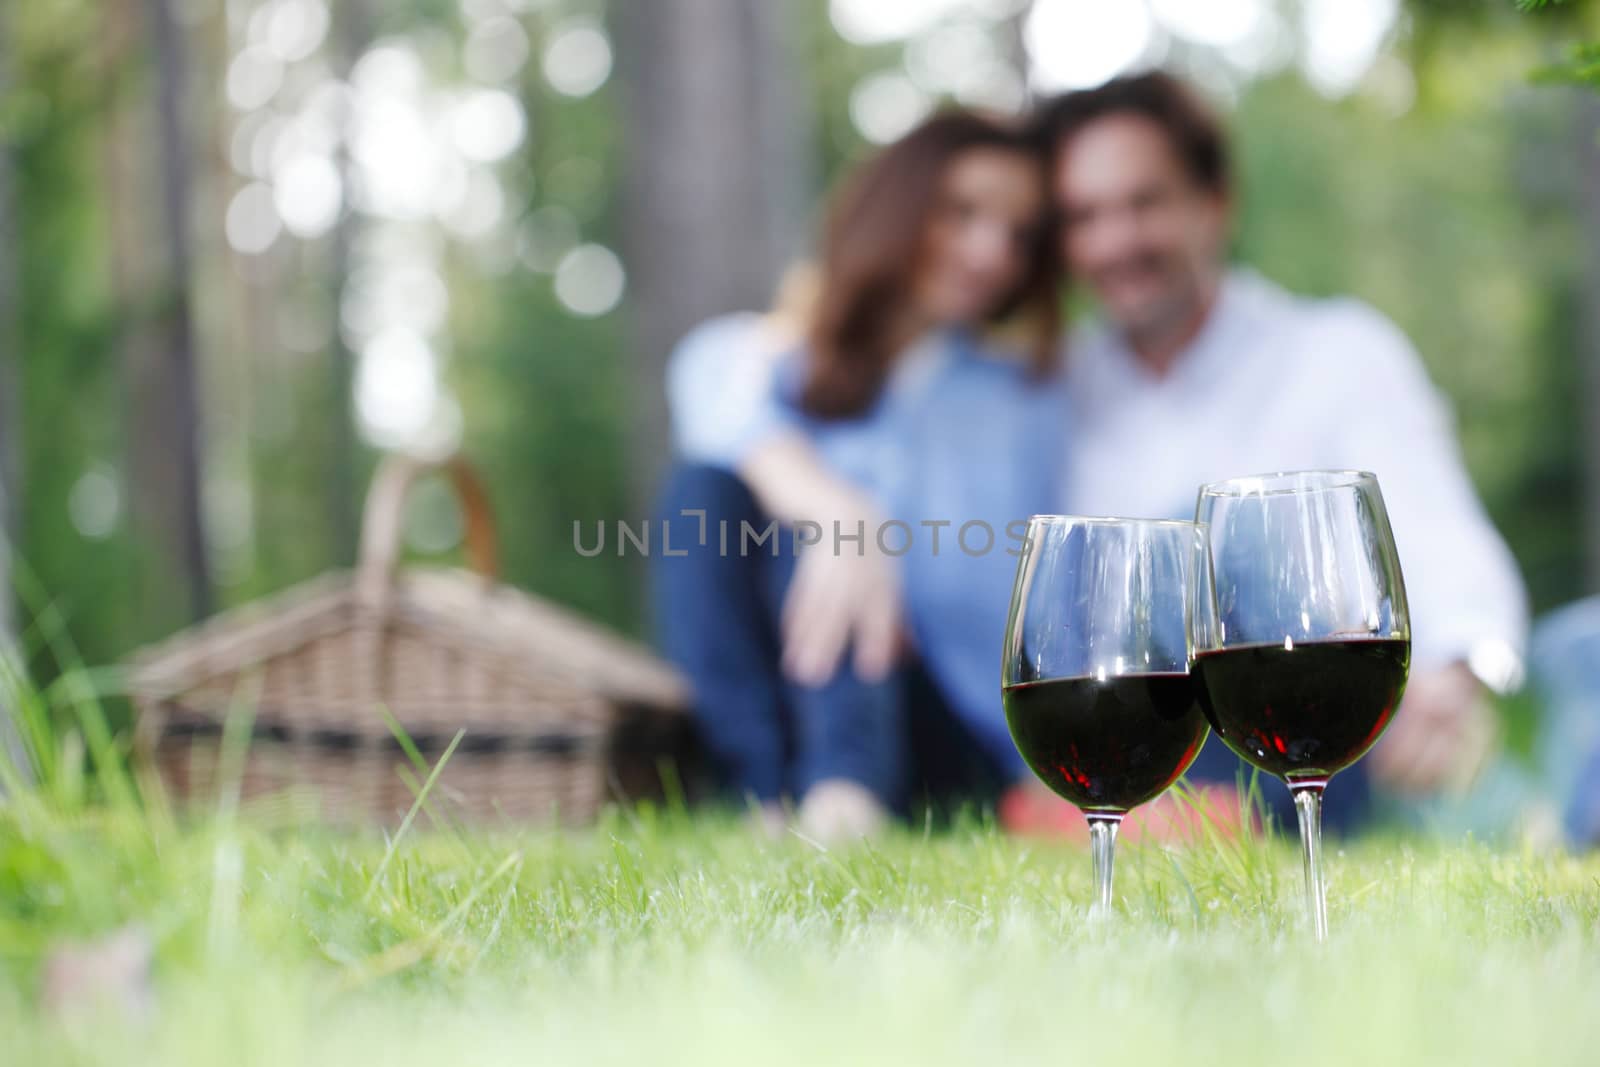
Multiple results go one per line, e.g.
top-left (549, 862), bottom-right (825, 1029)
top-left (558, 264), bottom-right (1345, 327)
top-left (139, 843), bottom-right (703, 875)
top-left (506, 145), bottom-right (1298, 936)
top-left (1001, 516), bottom-right (1211, 917)
top-left (1192, 470), bottom-right (1411, 941)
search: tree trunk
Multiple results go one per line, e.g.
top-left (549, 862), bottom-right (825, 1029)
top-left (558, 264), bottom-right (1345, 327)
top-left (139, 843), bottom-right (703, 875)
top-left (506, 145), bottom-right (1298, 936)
top-left (611, 0), bottom-right (814, 503)
top-left (1580, 94), bottom-right (1600, 594)
top-left (324, 0), bottom-right (374, 567)
top-left (107, 0), bottom-right (210, 636)
top-left (0, 0), bottom-right (31, 786)
top-left (0, 0), bottom-right (18, 631)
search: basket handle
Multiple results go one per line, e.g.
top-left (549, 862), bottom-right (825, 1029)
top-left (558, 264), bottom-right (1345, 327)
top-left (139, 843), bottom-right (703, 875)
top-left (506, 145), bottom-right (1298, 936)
top-left (356, 453), bottom-right (499, 600)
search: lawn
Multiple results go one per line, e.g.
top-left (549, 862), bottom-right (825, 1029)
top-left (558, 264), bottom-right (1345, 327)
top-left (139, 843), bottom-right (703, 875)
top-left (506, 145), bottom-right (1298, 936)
top-left (4, 781), bottom-right (1600, 1067)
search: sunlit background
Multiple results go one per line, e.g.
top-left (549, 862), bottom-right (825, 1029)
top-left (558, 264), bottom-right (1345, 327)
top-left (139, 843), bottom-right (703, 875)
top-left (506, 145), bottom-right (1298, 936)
top-left (3, 0), bottom-right (1597, 682)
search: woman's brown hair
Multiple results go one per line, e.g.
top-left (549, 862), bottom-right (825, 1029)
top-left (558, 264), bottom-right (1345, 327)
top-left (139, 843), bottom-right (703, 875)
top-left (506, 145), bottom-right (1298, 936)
top-left (802, 110), bottom-right (1061, 419)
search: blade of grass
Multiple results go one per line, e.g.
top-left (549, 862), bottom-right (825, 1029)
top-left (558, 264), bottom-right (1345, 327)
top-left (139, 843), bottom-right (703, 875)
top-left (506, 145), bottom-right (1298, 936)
top-left (364, 728), bottom-right (465, 904)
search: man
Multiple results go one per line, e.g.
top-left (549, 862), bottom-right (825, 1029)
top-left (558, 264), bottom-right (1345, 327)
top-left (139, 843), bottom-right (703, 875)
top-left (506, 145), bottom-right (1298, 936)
top-left (1030, 72), bottom-right (1528, 830)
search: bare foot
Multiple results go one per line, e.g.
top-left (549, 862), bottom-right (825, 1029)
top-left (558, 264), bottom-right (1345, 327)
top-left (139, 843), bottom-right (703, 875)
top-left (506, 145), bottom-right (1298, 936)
top-left (746, 800), bottom-right (788, 841)
top-left (797, 779), bottom-right (888, 844)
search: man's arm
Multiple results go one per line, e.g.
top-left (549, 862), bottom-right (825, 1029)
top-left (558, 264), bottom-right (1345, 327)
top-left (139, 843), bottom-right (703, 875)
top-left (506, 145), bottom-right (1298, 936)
top-left (1312, 301), bottom-right (1529, 792)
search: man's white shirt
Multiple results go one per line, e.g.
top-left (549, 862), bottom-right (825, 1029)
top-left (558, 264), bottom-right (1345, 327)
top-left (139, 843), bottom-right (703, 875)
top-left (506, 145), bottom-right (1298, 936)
top-left (1063, 269), bottom-right (1528, 684)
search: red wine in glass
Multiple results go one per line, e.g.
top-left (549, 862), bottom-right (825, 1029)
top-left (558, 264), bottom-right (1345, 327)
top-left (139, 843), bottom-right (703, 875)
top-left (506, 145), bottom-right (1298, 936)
top-left (1193, 471), bottom-right (1411, 941)
top-left (1003, 673), bottom-right (1208, 813)
top-left (1193, 637), bottom-right (1410, 780)
top-left (1002, 516), bottom-right (1210, 916)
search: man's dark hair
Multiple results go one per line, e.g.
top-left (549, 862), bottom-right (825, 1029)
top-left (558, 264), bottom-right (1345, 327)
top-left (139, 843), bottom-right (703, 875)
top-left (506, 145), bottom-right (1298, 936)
top-left (1031, 71), bottom-right (1230, 196)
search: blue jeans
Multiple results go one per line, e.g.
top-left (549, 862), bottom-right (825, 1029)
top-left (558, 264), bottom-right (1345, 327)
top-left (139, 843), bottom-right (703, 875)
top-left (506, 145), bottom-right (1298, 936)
top-left (1531, 597), bottom-right (1600, 845)
top-left (651, 465), bottom-right (1008, 812)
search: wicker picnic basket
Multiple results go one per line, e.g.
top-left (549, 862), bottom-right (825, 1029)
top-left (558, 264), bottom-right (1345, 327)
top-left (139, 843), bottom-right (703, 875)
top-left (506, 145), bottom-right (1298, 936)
top-left (128, 454), bottom-right (693, 825)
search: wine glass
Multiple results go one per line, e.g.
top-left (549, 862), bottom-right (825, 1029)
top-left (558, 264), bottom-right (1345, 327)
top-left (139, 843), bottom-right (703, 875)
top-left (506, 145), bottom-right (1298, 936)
top-left (1192, 470), bottom-right (1411, 941)
top-left (1001, 516), bottom-right (1211, 917)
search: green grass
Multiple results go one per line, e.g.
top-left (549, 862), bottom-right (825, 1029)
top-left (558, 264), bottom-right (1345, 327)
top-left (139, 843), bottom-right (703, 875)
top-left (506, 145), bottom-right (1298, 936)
top-left (4, 657), bottom-right (1600, 1064)
top-left (6, 795), bottom-right (1600, 1065)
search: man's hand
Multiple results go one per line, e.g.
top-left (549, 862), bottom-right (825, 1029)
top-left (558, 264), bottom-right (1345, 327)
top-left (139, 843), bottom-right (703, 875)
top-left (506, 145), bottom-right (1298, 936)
top-left (780, 533), bottom-right (904, 687)
top-left (1367, 661), bottom-right (1498, 795)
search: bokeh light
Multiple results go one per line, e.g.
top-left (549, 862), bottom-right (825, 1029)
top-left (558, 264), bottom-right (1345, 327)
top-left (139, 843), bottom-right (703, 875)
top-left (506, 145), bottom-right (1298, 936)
top-left (1365, 52), bottom-right (1417, 116)
top-left (261, 0), bottom-right (329, 63)
top-left (230, 110), bottom-right (280, 179)
top-left (1302, 0), bottom-right (1399, 98)
top-left (206, 482), bottom-right (258, 588)
top-left (849, 72), bottom-right (932, 145)
top-left (348, 60), bottom-right (442, 221)
top-left (450, 88), bottom-right (526, 163)
top-left (1149, 0), bottom-right (1261, 48)
top-left (902, 21), bottom-right (1026, 111)
top-left (225, 181), bottom-right (282, 255)
top-left (404, 476), bottom-right (467, 555)
top-left (1220, 7), bottom-right (1294, 77)
top-left (440, 168), bottom-right (507, 240)
top-left (830, 0), bottom-right (967, 46)
top-left (341, 259), bottom-right (450, 339)
top-left (351, 41), bottom-right (426, 98)
top-left (67, 465), bottom-right (121, 541)
top-left (356, 326), bottom-right (441, 449)
top-left (205, 478), bottom-right (255, 554)
top-left (464, 15), bottom-right (530, 83)
top-left (227, 46), bottom-right (285, 110)
top-left (1025, 0), bottom-right (1153, 91)
top-left (273, 152), bottom-right (342, 237)
top-left (554, 244), bottom-right (625, 317)
top-left (458, 0), bottom-right (508, 23)
top-left (903, 22), bottom-right (997, 95)
top-left (956, 65), bottom-right (1026, 111)
top-left (542, 19), bottom-right (612, 98)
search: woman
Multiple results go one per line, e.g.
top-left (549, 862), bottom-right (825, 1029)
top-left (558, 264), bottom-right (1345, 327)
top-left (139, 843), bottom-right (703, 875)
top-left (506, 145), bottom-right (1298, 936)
top-left (654, 111), bottom-right (1064, 841)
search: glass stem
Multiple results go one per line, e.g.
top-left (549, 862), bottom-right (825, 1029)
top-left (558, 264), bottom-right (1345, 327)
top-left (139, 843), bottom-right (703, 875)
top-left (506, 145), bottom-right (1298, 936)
top-left (1289, 779), bottom-right (1329, 943)
top-left (1086, 813), bottom-right (1123, 919)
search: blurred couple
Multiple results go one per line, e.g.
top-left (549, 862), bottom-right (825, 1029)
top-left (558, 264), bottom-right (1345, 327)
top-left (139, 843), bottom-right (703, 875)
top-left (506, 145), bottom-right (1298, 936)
top-left (652, 71), bottom-right (1528, 844)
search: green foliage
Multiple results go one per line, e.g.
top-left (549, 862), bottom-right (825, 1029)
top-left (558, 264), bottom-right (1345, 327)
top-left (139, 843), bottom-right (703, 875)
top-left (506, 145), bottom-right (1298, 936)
top-left (1504, 0), bottom-right (1600, 86)
top-left (7, 0), bottom-right (1598, 680)
top-left (9, 27), bottom-right (135, 675)
top-left (1533, 40), bottom-right (1600, 86)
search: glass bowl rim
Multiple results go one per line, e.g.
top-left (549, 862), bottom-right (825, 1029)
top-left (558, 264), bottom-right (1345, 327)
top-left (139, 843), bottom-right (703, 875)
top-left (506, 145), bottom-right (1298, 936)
top-left (1024, 514), bottom-right (1205, 529)
top-left (1196, 469), bottom-right (1378, 498)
